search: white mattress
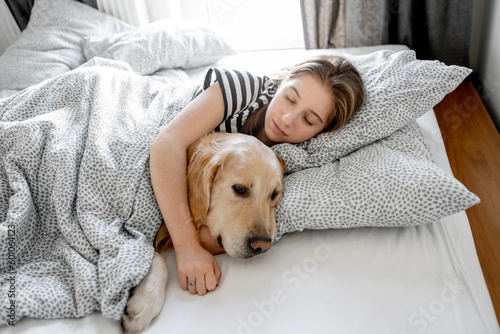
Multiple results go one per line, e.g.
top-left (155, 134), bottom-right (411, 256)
top-left (5, 46), bottom-right (499, 334)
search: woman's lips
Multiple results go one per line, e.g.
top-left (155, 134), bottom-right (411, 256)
top-left (273, 120), bottom-right (287, 136)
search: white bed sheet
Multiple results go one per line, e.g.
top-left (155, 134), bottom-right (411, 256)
top-left (4, 46), bottom-right (499, 334)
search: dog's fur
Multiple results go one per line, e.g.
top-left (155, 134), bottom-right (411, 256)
top-left (121, 132), bottom-right (285, 334)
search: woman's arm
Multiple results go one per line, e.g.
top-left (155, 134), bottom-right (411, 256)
top-left (149, 83), bottom-right (225, 295)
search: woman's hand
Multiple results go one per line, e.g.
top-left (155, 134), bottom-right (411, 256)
top-left (175, 241), bottom-right (222, 295)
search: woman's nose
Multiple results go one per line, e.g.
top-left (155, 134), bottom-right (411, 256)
top-left (282, 112), bottom-right (296, 126)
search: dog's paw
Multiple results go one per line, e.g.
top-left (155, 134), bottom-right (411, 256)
top-left (121, 252), bottom-right (168, 334)
top-left (121, 307), bottom-right (144, 334)
top-left (121, 300), bottom-right (151, 334)
top-left (121, 303), bottom-right (155, 334)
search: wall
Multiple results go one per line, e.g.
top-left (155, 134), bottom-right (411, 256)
top-left (144, 0), bottom-right (304, 52)
top-left (471, 0), bottom-right (500, 131)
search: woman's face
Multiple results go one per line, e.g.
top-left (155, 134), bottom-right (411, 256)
top-left (263, 73), bottom-right (333, 144)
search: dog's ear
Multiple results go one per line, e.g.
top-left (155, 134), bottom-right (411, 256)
top-left (187, 136), bottom-right (221, 225)
top-left (277, 156), bottom-right (287, 174)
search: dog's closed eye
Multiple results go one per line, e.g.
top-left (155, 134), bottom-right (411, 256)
top-left (270, 190), bottom-right (279, 201)
top-left (232, 184), bottom-right (249, 198)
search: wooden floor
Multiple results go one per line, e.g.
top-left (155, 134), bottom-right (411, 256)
top-left (434, 81), bottom-right (500, 325)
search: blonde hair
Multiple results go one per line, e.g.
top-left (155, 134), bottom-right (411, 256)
top-left (279, 55), bottom-right (364, 132)
top-left (242, 55), bottom-right (364, 138)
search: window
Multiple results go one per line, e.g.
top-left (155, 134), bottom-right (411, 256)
top-left (145, 0), bottom-right (305, 51)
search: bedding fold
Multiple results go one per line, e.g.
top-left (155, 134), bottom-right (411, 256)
top-left (0, 58), bottom-right (198, 325)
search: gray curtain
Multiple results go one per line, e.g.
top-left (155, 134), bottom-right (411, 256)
top-left (300, 0), bottom-right (473, 67)
top-left (6, 0), bottom-right (98, 30)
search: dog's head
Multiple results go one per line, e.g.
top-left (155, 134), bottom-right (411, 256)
top-left (187, 132), bottom-right (285, 259)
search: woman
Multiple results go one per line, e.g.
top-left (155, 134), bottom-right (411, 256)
top-left (149, 55), bottom-right (364, 296)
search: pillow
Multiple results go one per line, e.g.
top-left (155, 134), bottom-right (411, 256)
top-left (82, 19), bottom-right (237, 75)
top-left (0, 0), bottom-right (133, 91)
top-left (273, 121), bottom-right (480, 241)
top-left (272, 50), bottom-right (472, 173)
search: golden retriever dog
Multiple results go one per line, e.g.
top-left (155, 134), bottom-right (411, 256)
top-left (121, 132), bottom-right (285, 334)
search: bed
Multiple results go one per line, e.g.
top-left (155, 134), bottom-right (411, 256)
top-left (1, 0), bottom-right (499, 333)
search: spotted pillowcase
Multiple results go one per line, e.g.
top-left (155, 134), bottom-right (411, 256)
top-left (273, 120), bottom-right (480, 241)
top-left (271, 50), bottom-right (478, 241)
top-left (0, 0), bottom-right (133, 91)
top-left (82, 19), bottom-right (236, 75)
top-left (272, 50), bottom-right (472, 173)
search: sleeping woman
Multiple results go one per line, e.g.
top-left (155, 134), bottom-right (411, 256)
top-left (149, 55), bottom-right (365, 296)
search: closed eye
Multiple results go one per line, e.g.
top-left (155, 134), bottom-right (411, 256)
top-left (232, 184), bottom-right (249, 198)
top-left (303, 115), bottom-right (313, 126)
top-left (284, 94), bottom-right (295, 104)
top-left (270, 189), bottom-right (281, 203)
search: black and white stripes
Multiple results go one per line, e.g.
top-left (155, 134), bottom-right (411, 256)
top-left (195, 67), bottom-right (276, 133)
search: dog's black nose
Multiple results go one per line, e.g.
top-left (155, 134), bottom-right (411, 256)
top-left (248, 237), bottom-right (272, 254)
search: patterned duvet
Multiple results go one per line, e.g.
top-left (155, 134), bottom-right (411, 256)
top-left (0, 58), bottom-right (196, 324)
